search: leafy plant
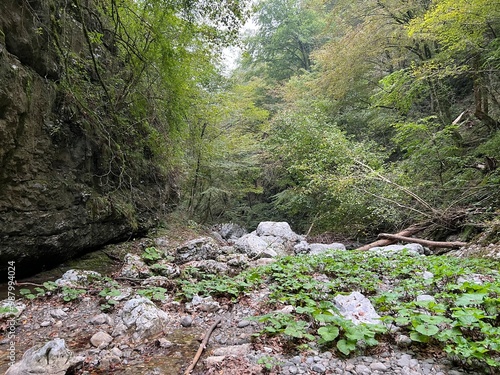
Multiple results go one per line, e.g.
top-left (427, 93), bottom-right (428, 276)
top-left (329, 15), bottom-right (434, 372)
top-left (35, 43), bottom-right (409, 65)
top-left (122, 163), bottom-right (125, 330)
top-left (99, 288), bottom-right (122, 311)
top-left (60, 287), bottom-right (86, 302)
top-left (141, 247), bottom-right (163, 263)
top-left (137, 287), bottom-right (168, 302)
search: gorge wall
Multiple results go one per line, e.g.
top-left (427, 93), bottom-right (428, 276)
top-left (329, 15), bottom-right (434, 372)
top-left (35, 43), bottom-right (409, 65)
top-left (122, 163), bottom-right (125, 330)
top-left (0, 0), bottom-right (177, 278)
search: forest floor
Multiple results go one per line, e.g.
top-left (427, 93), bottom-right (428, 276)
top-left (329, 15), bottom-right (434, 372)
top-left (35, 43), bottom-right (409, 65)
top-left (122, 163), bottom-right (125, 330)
top-left (1, 221), bottom-right (498, 375)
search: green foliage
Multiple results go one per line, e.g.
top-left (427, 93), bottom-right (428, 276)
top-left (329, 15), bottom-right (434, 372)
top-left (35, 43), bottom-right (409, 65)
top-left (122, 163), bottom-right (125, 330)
top-left (60, 286), bottom-right (86, 302)
top-left (173, 249), bottom-right (500, 367)
top-left (141, 247), bottom-right (163, 263)
top-left (99, 288), bottom-right (122, 311)
top-left (137, 287), bottom-right (168, 302)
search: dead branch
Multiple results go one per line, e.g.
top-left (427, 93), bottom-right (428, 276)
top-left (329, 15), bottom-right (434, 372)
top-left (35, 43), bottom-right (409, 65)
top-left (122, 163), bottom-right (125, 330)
top-left (184, 317), bottom-right (222, 375)
top-left (378, 233), bottom-right (466, 249)
top-left (357, 224), bottom-right (428, 251)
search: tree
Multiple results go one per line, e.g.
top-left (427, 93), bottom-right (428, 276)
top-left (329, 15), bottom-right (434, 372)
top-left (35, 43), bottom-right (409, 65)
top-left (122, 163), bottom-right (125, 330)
top-left (244, 0), bottom-right (325, 82)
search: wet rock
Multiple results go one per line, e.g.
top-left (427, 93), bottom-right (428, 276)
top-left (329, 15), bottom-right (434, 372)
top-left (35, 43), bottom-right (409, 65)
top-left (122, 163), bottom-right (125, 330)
top-left (234, 234), bottom-right (269, 258)
top-left (175, 237), bottom-right (220, 264)
top-left (6, 338), bottom-right (81, 375)
top-left (90, 331), bottom-right (113, 348)
top-left (119, 254), bottom-right (151, 279)
top-left (118, 297), bottom-right (169, 340)
top-left (334, 292), bottom-right (381, 325)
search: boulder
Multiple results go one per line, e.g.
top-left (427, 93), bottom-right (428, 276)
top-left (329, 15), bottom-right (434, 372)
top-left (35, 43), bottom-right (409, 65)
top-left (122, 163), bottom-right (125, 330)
top-left (118, 297), bottom-right (169, 340)
top-left (309, 243), bottom-right (346, 254)
top-left (369, 243), bottom-right (424, 255)
top-left (55, 269), bottom-right (101, 287)
top-left (218, 223), bottom-right (247, 241)
top-left (149, 260), bottom-right (180, 278)
top-left (294, 241), bottom-right (346, 255)
top-left (185, 260), bottom-right (230, 275)
top-left (175, 237), bottom-right (220, 264)
top-left (333, 292), bottom-right (381, 325)
top-left (119, 254), bottom-right (151, 279)
top-left (256, 222), bottom-right (302, 242)
top-left (6, 338), bottom-right (81, 375)
top-left (234, 234), bottom-right (269, 258)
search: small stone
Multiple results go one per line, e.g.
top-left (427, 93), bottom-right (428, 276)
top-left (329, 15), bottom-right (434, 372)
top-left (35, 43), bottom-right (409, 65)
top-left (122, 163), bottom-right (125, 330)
top-left (40, 321), bottom-right (51, 327)
top-left (416, 294), bottom-right (435, 303)
top-left (322, 351), bottom-right (333, 360)
top-left (90, 331), bottom-right (113, 348)
top-left (355, 364), bottom-right (370, 374)
top-left (91, 313), bottom-right (112, 325)
top-left (312, 363), bottom-right (326, 373)
top-left (205, 356), bottom-right (226, 367)
top-left (398, 354), bottom-right (412, 368)
top-left (237, 320), bottom-right (251, 328)
top-left (291, 356), bottom-right (302, 364)
top-left (111, 347), bottom-right (123, 357)
top-left (212, 344), bottom-right (251, 357)
top-left (49, 309), bottom-right (68, 319)
top-left (396, 334), bottom-right (413, 347)
top-left (157, 338), bottom-right (173, 348)
top-left (288, 365), bottom-right (298, 374)
top-left (180, 316), bottom-right (193, 327)
top-left (370, 362), bottom-right (388, 371)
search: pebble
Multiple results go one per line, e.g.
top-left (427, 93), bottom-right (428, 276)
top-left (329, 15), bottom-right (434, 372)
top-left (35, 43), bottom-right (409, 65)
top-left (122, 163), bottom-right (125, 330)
top-left (312, 363), bottom-right (326, 373)
top-left (49, 308), bottom-right (67, 319)
top-left (180, 315), bottom-right (193, 327)
top-left (237, 320), bottom-right (251, 328)
top-left (90, 331), bottom-right (113, 348)
top-left (40, 320), bottom-right (51, 327)
top-left (266, 349), bottom-right (482, 375)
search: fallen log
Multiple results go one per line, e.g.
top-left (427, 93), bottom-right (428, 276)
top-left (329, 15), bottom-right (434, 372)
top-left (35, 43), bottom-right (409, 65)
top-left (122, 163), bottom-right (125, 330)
top-left (357, 223), bottom-right (427, 251)
top-left (378, 233), bottom-right (466, 249)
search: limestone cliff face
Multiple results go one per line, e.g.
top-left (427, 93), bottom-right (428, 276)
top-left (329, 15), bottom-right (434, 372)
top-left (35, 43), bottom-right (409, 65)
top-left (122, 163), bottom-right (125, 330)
top-left (0, 0), bottom-right (176, 277)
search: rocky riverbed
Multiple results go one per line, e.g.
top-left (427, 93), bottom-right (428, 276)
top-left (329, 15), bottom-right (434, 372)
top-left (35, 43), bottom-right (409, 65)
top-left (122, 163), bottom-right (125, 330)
top-left (1, 222), bottom-right (498, 374)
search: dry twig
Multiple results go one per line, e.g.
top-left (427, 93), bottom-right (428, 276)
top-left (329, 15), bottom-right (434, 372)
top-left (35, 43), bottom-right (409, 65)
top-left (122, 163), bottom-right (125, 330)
top-left (184, 317), bottom-right (222, 374)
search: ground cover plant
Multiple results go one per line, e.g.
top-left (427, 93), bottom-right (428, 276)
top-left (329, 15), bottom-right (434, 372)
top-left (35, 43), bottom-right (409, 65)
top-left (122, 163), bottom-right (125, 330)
top-left (177, 250), bottom-right (500, 370)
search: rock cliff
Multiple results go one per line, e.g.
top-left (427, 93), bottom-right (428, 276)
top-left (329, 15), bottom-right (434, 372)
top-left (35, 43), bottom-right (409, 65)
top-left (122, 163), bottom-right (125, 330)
top-left (0, 0), bottom-right (177, 278)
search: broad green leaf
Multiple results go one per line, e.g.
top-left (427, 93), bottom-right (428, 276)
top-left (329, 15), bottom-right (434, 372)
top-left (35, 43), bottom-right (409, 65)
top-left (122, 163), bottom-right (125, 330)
top-left (318, 325), bottom-right (339, 342)
top-left (337, 339), bottom-right (356, 355)
top-left (415, 324), bottom-right (439, 336)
